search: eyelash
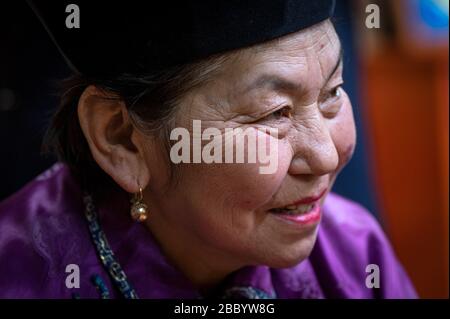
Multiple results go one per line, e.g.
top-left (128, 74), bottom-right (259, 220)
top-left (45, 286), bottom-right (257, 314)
top-left (269, 85), bottom-right (343, 116)
top-left (326, 84), bottom-right (343, 100)
top-left (262, 105), bottom-right (293, 122)
top-left (256, 84), bottom-right (344, 123)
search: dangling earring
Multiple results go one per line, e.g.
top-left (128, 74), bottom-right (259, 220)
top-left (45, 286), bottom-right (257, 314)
top-left (130, 187), bottom-right (148, 222)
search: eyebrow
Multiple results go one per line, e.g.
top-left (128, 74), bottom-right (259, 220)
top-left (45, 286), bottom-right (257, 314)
top-left (243, 45), bottom-right (343, 94)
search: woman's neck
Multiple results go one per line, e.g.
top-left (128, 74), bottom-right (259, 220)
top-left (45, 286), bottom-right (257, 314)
top-left (145, 212), bottom-right (243, 294)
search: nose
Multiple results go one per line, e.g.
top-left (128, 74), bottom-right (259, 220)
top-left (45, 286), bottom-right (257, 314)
top-left (288, 114), bottom-right (339, 176)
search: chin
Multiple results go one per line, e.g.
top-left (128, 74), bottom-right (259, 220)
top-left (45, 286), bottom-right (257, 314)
top-left (259, 236), bottom-right (318, 269)
top-left (266, 251), bottom-right (313, 269)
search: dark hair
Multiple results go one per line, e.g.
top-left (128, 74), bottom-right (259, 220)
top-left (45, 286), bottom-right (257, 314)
top-left (43, 53), bottom-right (233, 198)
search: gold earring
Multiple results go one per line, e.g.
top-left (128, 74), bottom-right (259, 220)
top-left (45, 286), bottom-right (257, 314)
top-left (130, 187), bottom-right (148, 222)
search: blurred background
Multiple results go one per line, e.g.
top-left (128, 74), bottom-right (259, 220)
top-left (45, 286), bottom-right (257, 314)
top-left (0, 0), bottom-right (448, 298)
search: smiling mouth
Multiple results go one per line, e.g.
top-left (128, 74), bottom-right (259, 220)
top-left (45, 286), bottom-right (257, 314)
top-left (268, 189), bottom-right (327, 216)
top-left (269, 203), bottom-right (316, 216)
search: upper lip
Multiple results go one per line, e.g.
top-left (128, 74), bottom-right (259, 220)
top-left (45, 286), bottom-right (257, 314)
top-left (273, 188), bottom-right (328, 209)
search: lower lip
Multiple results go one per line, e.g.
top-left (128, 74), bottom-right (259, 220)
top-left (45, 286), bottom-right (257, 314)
top-left (270, 203), bottom-right (322, 227)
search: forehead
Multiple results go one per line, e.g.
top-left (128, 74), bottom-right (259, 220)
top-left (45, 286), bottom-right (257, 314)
top-left (183, 20), bottom-right (341, 117)
top-left (226, 20), bottom-right (341, 89)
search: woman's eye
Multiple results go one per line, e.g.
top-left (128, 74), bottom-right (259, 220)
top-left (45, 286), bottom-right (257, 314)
top-left (263, 106), bottom-right (293, 121)
top-left (329, 85), bottom-right (342, 100)
top-left (320, 85), bottom-right (344, 117)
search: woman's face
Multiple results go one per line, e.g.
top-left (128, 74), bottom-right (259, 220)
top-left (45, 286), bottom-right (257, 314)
top-left (143, 20), bottom-right (356, 271)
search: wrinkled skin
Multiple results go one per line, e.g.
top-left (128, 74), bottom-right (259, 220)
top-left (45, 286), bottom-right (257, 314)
top-left (78, 19), bottom-right (356, 291)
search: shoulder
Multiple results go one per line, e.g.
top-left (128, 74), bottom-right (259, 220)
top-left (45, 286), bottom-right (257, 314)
top-left (308, 192), bottom-right (417, 298)
top-left (0, 163), bottom-right (81, 224)
top-left (0, 163), bottom-right (85, 242)
top-left (0, 163), bottom-right (94, 298)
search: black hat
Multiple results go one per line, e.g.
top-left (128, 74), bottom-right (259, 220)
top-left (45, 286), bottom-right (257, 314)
top-left (29, 0), bottom-right (335, 78)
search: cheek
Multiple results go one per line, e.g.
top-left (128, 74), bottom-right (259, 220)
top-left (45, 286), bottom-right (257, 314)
top-left (330, 98), bottom-right (356, 170)
top-left (186, 130), bottom-right (293, 213)
top-left (231, 136), bottom-right (292, 211)
top-left (222, 133), bottom-right (292, 211)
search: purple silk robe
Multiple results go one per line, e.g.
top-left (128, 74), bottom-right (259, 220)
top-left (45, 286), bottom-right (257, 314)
top-left (0, 163), bottom-right (417, 298)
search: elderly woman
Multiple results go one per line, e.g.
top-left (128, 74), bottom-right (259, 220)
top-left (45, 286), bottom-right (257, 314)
top-left (0, 1), bottom-right (416, 298)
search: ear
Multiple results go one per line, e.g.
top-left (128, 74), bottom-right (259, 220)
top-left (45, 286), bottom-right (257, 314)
top-left (77, 85), bottom-right (150, 194)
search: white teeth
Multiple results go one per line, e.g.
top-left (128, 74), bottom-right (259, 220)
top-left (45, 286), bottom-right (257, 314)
top-left (272, 203), bottom-right (314, 215)
top-left (290, 204), bottom-right (313, 211)
top-left (295, 204), bottom-right (313, 213)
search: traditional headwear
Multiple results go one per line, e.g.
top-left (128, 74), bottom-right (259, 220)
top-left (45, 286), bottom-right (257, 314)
top-left (29, 0), bottom-right (335, 77)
